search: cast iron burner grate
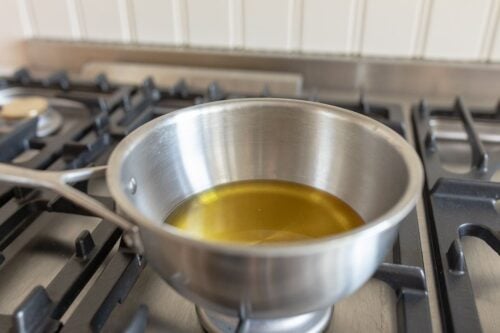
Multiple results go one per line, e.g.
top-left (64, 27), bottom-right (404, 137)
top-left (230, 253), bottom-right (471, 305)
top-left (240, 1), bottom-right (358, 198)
top-left (0, 68), bottom-right (430, 332)
top-left (413, 97), bottom-right (500, 333)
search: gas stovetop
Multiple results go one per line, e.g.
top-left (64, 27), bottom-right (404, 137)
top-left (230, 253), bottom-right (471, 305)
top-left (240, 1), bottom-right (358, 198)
top-left (0, 68), bottom-right (497, 333)
top-left (413, 99), bottom-right (500, 333)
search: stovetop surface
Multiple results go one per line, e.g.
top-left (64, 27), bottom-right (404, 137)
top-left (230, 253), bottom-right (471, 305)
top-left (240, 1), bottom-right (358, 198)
top-left (0, 68), bottom-right (498, 333)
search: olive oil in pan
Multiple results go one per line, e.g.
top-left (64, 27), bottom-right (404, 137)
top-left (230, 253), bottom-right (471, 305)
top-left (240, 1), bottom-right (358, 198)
top-left (165, 180), bottom-right (365, 244)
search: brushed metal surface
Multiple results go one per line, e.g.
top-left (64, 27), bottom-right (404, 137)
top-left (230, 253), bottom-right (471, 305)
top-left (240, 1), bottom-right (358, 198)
top-left (100, 264), bottom-right (399, 333)
top-left (24, 40), bottom-right (500, 100)
top-left (81, 62), bottom-right (303, 96)
top-left (0, 211), bottom-right (100, 313)
top-left (0, 99), bottom-right (423, 320)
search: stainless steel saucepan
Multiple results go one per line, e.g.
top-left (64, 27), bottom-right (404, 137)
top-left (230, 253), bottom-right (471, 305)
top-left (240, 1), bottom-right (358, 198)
top-left (0, 99), bottom-right (423, 319)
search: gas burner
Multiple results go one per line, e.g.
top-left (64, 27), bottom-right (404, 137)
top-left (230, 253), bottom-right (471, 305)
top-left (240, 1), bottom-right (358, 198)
top-left (0, 96), bottom-right (63, 137)
top-left (197, 307), bottom-right (332, 333)
top-left (1, 96), bottom-right (48, 118)
top-left (196, 307), bottom-right (332, 333)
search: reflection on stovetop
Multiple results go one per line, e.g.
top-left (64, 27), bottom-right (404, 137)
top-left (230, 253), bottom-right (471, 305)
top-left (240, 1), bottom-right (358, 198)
top-left (71, 265), bottom-right (398, 333)
top-left (426, 100), bottom-right (500, 181)
top-left (0, 68), bottom-right (432, 333)
top-left (0, 211), bottom-right (101, 314)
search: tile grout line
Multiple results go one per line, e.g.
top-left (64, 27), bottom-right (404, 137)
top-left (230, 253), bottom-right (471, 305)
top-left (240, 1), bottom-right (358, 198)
top-left (408, 0), bottom-right (425, 58)
top-left (17, 0), bottom-right (34, 38)
top-left (127, 0), bottom-right (138, 43)
top-left (487, 3), bottom-right (500, 60)
top-left (356, 0), bottom-right (367, 55)
top-left (172, 0), bottom-right (188, 46)
top-left (66, 0), bottom-right (82, 40)
top-left (286, 0), bottom-right (303, 52)
top-left (116, 0), bottom-right (134, 43)
top-left (413, 0), bottom-right (433, 59)
top-left (240, 0), bottom-right (245, 49)
top-left (73, 0), bottom-right (87, 39)
top-left (347, 0), bottom-right (366, 55)
top-left (480, 0), bottom-right (500, 61)
top-left (298, 0), bottom-right (306, 52)
top-left (228, 0), bottom-right (235, 49)
top-left (345, 0), bottom-right (356, 54)
top-left (228, 0), bottom-right (243, 49)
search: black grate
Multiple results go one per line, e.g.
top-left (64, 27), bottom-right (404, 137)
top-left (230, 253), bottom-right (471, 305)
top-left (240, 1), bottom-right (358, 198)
top-left (0, 68), bottom-right (431, 333)
top-left (412, 97), bottom-right (500, 333)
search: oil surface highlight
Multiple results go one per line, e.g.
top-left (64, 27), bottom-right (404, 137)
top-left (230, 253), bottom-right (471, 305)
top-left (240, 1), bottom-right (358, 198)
top-left (165, 180), bottom-right (365, 244)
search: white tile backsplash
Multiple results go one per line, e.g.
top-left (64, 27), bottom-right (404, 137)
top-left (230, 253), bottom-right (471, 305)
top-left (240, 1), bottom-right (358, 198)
top-left (228, 0), bottom-right (243, 48)
top-left (0, 0), bottom-right (26, 67)
top-left (2, 0), bottom-right (500, 67)
top-left (186, 0), bottom-right (230, 47)
top-left (486, 2), bottom-right (500, 61)
top-left (361, 0), bottom-right (423, 57)
top-left (301, 0), bottom-right (354, 53)
top-left (131, 0), bottom-right (176, 44)
top-left (29, 0), bottom-right (73, 39)
top-left (79, 0), bottom-right (124, 42)
top-left (172, 0), bottom-right (188, 44)
top-left (491, 16), bottom-right (500, 61)
top-left (243, 0), bottom-right (291, 51)
top-left (287, 0), bottom-right (303, 51)
top-left (424, 0), bottom-right (493, 60)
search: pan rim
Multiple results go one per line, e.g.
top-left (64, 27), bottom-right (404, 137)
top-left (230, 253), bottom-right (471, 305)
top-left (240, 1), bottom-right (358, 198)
top-left (107, 98), bottom-right (423, 256)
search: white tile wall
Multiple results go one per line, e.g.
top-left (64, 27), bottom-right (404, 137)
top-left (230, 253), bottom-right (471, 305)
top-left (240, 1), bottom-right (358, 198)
top-left (228, 0), bottom-right (243, 48)
top-left (492, 19), bottom-right (500, 61)
top-left (78, 0), bottom-right (125, 42)
top-left (361, 0), bottom-right (423, 57)
top-left (301, 0), bottom-right (355, 53)
top-left (186, 0), bottom-right (230, 47)
top-left (488, 3), bottom-right (500, 61)
top-left (131, 0), bottom-right (176, 44)
top-left (0, 0), bottom-right (26, 70)
top-left (349, 0), bottom-right (366, 54)
top-left (2, 0), bottom-right (500, 67)
top-left (424, 0), bottom-right (493, 60)
top-left (243, 0), bottom-right (291, 51)
top-left (29, 0), bottom-right (73, 39)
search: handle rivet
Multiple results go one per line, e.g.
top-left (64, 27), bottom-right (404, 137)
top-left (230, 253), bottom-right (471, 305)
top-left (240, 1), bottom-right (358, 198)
top-left (127, 177), bottom-right (137, 195)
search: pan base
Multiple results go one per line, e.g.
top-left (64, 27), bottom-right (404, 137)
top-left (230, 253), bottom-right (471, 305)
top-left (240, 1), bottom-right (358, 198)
top-left (196, 306), bottom-right (332, 333)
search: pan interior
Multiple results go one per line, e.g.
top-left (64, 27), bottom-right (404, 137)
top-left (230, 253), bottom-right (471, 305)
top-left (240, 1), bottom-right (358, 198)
top-left (113, 100), bottom-right (410, 235)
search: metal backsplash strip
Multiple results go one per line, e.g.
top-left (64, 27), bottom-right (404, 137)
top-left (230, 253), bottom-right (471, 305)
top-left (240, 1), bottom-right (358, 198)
top-left (24, 40), bottom-right (500, 100)
top-left (80, 62), bottom-right (303, 96)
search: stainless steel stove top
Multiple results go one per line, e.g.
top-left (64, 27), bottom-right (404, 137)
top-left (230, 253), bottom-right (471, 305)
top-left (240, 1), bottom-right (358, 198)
top-left (0, 57), bottom-right (498, 333)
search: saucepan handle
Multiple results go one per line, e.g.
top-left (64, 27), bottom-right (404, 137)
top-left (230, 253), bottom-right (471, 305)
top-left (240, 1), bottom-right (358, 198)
top-left (0, 163), bottom-right (142, 252)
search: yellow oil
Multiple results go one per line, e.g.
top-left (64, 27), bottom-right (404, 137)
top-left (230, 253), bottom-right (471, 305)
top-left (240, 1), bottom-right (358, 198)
top-left (165, 180), bottom-right (365, 244)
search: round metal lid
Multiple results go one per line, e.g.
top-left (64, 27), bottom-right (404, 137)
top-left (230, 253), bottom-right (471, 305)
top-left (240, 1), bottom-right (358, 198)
top-left (0, 97), bottom-right (49, 119)
top-left (0, 97), bottom-right (63, 137)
